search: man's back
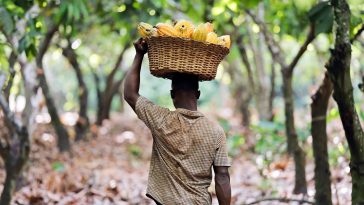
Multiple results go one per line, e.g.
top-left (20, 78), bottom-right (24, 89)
top-left (123, 39), bottom-right (231, 205)
top-left (136, 96), bottom-right (230, 205)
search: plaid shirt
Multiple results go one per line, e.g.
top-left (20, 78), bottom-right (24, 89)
top-left (135, 96), bottom-right (230, 205)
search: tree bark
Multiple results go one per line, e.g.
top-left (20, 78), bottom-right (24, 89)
top-left (36, 24), bottom-right (70, 152)
top-left (327, 0), bottom-right (364, 203)
top-left (0, 75), bottom-right (30, 205)
top-left (238, 85), bottom-right (252, 127)
top-left (282, 72), bottom-right (307, 194)
top-left (61, 40), bottom-right (89, 141)
top-left (311, 73), bottom-right (333, 205)
top-left (268, 63), bottom-right (276, 121)
top-left (93, 70), bottom-right (103, 126)
top-left (0, 169), bottom-right (15, 205)
top-left (4, 51), bottom-right (17, 101)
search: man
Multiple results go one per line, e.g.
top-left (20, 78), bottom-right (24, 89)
top-left (124, 38), bottom-right (231, 205)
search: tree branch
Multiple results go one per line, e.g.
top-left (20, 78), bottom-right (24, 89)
top-left (35, 24), bottom-right (58, 68)
top-left (105, 43), bottom-right (130, 90)
top-left (236, 34), bottom-right (256, 94)
top-left (0, 75), bottom-right (23, 135)
top-left (286, 24), bottom-right (316, 74)
top-left (245, 9), bottom-right (286, 68)
top-left (246, 9), bottom-right (316, 75)
top-left (350, 23), bottom-right (364, 43)
top-left (4, 51), bottom-right (17, 101)
top-left (244, 197), bottom-right (315, 205)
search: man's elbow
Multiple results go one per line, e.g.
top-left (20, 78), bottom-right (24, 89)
top-left (123, 89), bottom-right (131, 103)
top-left (123, 88), bottom-right (139, 109)
top-left (215, 172), bottom-right (230, 185)
top-left (123, 90), bottom-right (135, 104)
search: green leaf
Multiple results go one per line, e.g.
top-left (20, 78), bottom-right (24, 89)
top-left (72, 1), bottom-right (81, 21)
top-left (79, 0), bottom-right (88, 18)
top-left (67, 3), bottom-right (74, 22)
top-left (239, 0), bottom-right (261, 9)
top-left (14, 0), bottom-right (33, 11)
top-left (55, 3), bottom-right (67, 24)
top-left (0, 8), bottom-right (14, 36)
top-left (308, 1), bottom-right (334, 35)
top-left (51, 162), bottom-right (65, 172)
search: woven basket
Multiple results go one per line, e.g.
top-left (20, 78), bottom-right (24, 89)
top-left (146, 36), bottom-right (229, 81)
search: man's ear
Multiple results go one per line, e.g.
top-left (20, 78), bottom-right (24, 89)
top-left (170, 90), bottom-right (175, 99)
top-left (196, 90), bottom-right (200, 99)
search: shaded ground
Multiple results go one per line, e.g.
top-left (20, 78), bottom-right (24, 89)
top-left (0, 113), bottom-right (351, 205)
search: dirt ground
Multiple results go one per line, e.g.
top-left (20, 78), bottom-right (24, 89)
top-left (0, 113), bottom-right (352, 205)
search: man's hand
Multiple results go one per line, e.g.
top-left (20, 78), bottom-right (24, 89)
top-left (134, 38), bottom-right (148, 55)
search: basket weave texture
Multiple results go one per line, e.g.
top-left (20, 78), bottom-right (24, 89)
top-left (146, 36), bottom-right (229, 81)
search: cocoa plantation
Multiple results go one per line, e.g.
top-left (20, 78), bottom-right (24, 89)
top-left (0, 0), bottom-right (363, 204)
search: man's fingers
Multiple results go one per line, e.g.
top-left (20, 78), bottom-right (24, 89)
top-left (133, 38), bottom-right (143, 46)
top-left (137, 38), bottom-right (144, 44)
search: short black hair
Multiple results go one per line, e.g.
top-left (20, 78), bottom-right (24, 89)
top-left (171, 73), bottom-right (199, 91)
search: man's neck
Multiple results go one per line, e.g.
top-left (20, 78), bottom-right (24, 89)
top-left (175, 102), bottom-right (197, 111)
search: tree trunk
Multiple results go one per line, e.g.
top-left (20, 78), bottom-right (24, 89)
top-left (255, 3), bottom-right (271, 121)
top-left (36, 24), bottom-right (70, 151)
top-left (103, 76), bottom-right (126, 119)
top-left (0, 130), bottom-right (30, 205)
top-left (225, 61), bottom-right (252, 126)
top-left (235, 83), bottom-right (252, 127)
top-left (327, 0), bottom-right (364, 203)
top-left (96, 45), bottom-right (128, 125)
top-left (282, 71), bottom-right (307, 194)
top-left (0, 169), bottom-right (15, 205)
top-left (268, 62), bottom-right (276, 121)
top-left (246, 16), bottom-right (270, 121)
top-left (311, 73), bottom-right (333, 205)
top-left (61, 40), bottom-right (89, 141)
top-left (0, 78), bottom-right (30, 205)
top-left (18, 59), bottom-right (39, 135)
top-left (4, 51), bottom-right (17, 101)
top-left (237, 36), bottom-right (255, 94)
top-left (235, 39), bottom-right (254, 126)
top-left (93, 70), bottom-right (103, 126)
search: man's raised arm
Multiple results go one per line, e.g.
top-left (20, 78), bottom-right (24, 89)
top-left (124, 38), bottom-right (148, 110)
top-left (213, 166), bottom-right (231, 205)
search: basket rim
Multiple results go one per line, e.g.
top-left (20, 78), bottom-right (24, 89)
top-left (145, 36), bottom-right (230, 53)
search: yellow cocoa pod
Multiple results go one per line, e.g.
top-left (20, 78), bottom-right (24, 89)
top-left (206, 32), bottom-right (218, 44)
top-left (205, 22), bottom-right (214, 33)
top-left (174, 19), bottom-right (194, 38)
top-left (155, 23), bottom-right (178, 37)
top-left (191, 23), bottom-right (208, 42)
top-left (137, 22), bottom-right (157, 38)
top-left (217, 35), bottom-right (231, 48)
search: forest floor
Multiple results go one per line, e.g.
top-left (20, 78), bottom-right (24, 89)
top-left (1, 113), bottom-right (352, 205)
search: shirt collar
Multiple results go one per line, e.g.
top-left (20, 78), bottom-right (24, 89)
top-left (175, 108), bottom-right (204, 118)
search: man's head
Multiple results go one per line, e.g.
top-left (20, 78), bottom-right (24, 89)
top-left (170, 73), bottom-right (200, 109)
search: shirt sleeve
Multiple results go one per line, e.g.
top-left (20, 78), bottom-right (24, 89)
top-left (213, 128), bottom-right (231, 167)
top-left (135, 96), bottom-right (170, 131)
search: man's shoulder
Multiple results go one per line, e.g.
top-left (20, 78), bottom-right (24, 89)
top-left (199, 116), bottom-right (225, 135)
